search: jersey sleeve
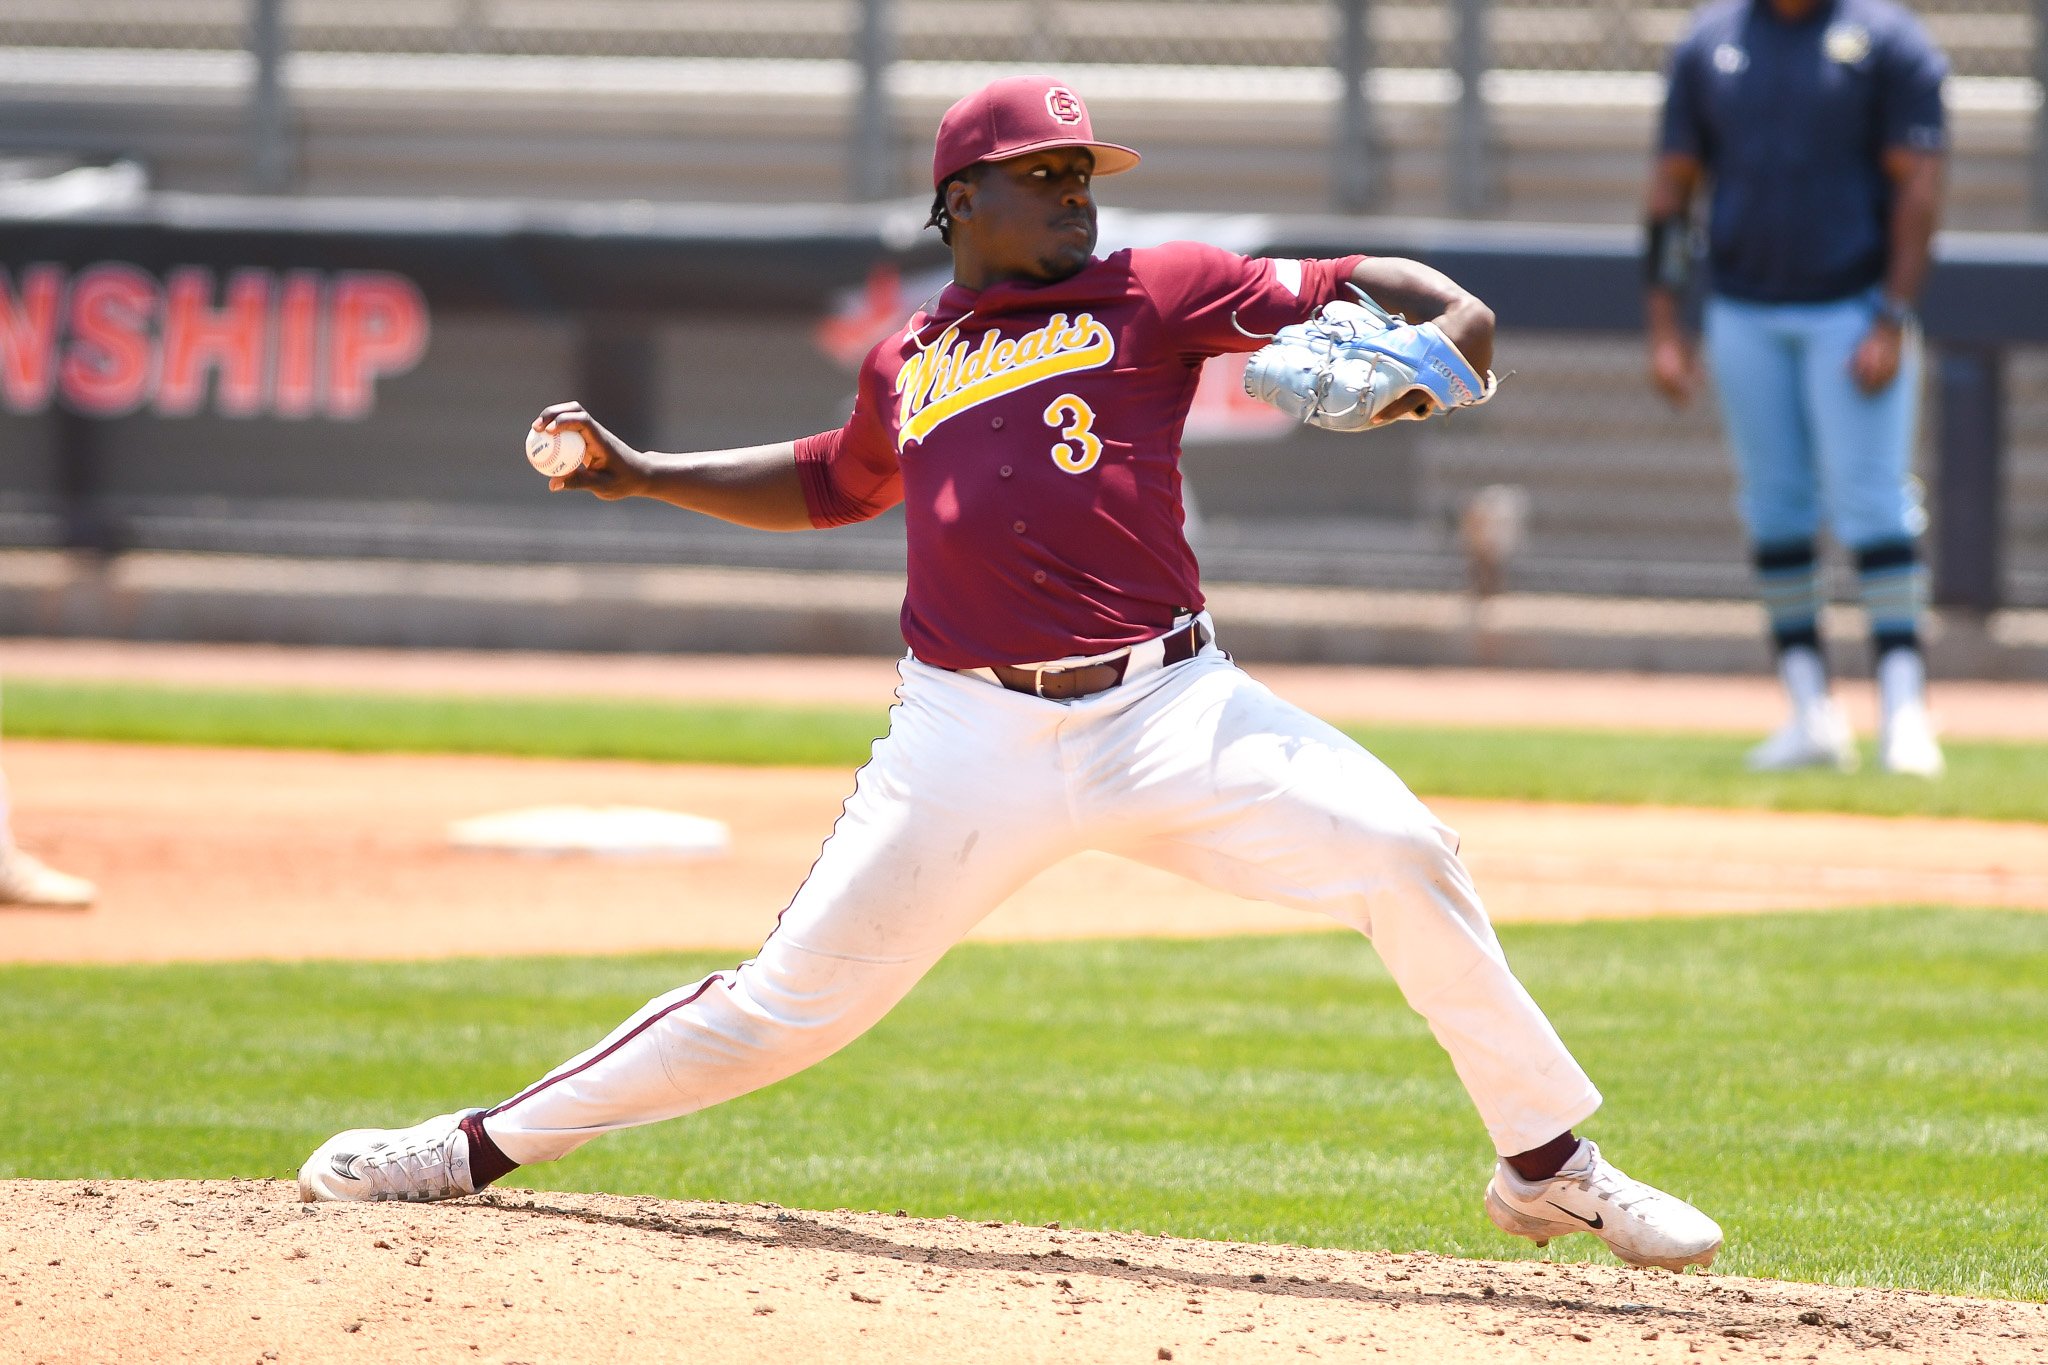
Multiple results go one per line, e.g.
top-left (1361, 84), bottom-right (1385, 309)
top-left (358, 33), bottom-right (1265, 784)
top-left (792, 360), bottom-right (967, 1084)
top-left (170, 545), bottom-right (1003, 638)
top-left (1656, 32), bottom-right (1711, 161)
top-left (1133, 240), bottom-right (1366, 361)
top-left (1877, 15), bottom-right (1948, 154)
top-left (793, 344), bottom-right (903, 528)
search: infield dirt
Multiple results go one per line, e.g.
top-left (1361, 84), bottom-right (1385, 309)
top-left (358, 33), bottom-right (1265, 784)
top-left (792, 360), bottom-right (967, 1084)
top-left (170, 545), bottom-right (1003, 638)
top-left (8, 1181), bottom-right (2047, 1365)
top-left (5, 738), bottom-right (2046, 964)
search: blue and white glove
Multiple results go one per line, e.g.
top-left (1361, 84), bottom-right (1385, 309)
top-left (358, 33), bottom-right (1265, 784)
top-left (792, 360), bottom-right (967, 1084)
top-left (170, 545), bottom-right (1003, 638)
top-left (1241, 288), bottom-right (1498, 431)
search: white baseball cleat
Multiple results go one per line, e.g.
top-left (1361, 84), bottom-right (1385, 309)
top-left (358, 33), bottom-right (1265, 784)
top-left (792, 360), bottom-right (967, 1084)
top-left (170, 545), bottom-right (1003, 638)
top-left (1878, 703), bottom-right (1945, 778)
top-left (1484, 1140), bottom-right (1723, 1271)
top-left (0, 847), bottom-right (97, 907)
top-left (1745, 700), bottom-right (1858, 773)
top-left (299, 1110), bottom-right (481, 1203)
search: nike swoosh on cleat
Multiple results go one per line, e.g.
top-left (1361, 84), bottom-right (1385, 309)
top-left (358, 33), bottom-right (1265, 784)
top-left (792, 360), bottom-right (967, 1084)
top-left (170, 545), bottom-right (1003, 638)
top-left (330, 1154), bottom-right (362, 1180)
top-left (1546, 1201), bottom-right (1603, 1229)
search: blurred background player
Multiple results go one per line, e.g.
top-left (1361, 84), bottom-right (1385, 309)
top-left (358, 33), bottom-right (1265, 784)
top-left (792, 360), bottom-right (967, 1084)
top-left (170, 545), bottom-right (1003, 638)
top-left (0, 763), bottom-right (95, 907)
top-left (1644, 0), bottom-right (1949, 776)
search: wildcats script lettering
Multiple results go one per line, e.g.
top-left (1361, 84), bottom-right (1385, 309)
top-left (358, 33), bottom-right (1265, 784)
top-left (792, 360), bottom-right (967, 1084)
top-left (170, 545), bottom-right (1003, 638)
top-left (895, 312), bottom-right (1112, 448)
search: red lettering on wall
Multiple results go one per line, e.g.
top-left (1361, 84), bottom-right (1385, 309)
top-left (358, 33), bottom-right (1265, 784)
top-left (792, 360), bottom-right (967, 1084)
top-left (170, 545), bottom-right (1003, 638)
top-left (325, 273), bottom-right (428, 420)
top-left (2, 262), bottom-right (428, 419)
top-left (156, 267), bottom-right (271, 417)
top-left (0, 264), bottom-right (64, 412)
top-left (60, 263), bottom-right (159, 417)
top-left (273, 270), bottom-right (322, 419)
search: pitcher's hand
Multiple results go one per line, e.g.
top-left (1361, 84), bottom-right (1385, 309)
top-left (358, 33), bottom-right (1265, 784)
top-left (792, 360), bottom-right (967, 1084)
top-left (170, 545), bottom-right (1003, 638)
top-left (532, 403), bottom-right (651, 501)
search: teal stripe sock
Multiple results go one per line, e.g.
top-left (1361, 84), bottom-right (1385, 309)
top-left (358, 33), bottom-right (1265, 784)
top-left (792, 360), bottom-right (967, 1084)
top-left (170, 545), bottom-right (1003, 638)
top-left (1756, 543), bottom-right (1825, 651)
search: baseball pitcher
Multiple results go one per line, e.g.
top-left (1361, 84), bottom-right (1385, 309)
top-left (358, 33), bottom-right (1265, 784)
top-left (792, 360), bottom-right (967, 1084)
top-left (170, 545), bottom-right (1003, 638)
top-left (301, 76), bottom-right (1722, 1272)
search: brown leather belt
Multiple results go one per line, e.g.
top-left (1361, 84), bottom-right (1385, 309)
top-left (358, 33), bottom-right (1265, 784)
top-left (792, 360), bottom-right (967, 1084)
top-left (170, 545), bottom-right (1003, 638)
top-left (984, 619), bottom-right (1207, 701)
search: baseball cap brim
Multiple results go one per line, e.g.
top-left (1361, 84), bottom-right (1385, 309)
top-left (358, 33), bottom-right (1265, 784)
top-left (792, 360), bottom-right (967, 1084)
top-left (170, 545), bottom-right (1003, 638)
top-left (984, 138), bottom-right (1140, 176)
top-left (940, 138), bottom-right (1141, 185)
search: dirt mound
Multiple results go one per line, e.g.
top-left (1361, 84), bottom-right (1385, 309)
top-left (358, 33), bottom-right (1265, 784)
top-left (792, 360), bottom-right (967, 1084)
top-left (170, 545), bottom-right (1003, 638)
top-left (6, 1181), bottom-right (2043, 1364)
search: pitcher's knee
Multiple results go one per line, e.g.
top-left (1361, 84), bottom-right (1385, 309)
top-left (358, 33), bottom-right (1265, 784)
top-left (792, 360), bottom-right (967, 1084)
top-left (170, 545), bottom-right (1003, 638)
top-left (1296, 815), bottom-right (1469, 921)
top-left (706, 943), bottom-right (925, 1063)
top-left (1369, 815), bottom-right (1465, 882)
top-left (1354, 817), bottom-right (1489, 931)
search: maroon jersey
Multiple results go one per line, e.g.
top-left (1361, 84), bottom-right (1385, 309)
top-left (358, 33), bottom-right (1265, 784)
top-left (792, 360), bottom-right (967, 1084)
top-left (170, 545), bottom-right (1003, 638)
top-left (795, 241), bottom-right (1364, 669)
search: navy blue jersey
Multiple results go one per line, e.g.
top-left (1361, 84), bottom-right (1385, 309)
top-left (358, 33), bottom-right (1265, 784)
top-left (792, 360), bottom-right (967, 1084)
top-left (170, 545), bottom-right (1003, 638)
top-left (1659, 0), bottom-right (1946, 303)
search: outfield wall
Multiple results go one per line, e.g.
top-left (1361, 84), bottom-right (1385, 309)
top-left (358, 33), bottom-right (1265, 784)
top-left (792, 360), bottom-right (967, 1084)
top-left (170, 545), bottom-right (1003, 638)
top-left (2, 195), bottom-right (2046, 669)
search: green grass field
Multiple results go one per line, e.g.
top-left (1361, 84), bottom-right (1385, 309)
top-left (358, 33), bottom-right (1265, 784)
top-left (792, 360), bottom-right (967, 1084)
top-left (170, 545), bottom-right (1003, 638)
top-left (4, 910), bottom-right (2043, 1300)
top-left (8, 678), bottom-right (2046, 820)
top-left (8, 679), bottom-right (2043, 1300)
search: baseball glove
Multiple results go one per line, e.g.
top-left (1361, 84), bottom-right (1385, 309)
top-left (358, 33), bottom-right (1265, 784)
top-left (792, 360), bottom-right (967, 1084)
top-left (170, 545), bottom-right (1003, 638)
top-left (1241, 288), bottom-right (1499, 431)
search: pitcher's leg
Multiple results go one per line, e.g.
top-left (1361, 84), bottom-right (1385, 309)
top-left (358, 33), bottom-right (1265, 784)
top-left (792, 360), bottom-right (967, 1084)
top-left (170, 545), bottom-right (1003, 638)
top-left (482, 670), bottom-right (1081, 1166)
top-left (1110, 663), bottom-right (1599, 1156)
top-left (299, 664), bottom-right (1084, 1200)
top-left (480, 934), bottom-right (944, 1166)
top-left (1102, 664), bottom-right (1718, 1268)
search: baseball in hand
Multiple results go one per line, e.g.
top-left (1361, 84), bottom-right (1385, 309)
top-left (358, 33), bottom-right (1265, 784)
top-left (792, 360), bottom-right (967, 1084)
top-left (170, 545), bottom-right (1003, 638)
top-left (525, 426), bottom-right (587, 477)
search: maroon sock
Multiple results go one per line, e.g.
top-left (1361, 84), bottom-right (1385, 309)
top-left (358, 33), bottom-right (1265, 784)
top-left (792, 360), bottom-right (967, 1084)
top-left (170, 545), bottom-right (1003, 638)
top-left (1505, 1130), bottom-right (1580, 1183)
top-left (458, 1111), bottom-right (520, 1191)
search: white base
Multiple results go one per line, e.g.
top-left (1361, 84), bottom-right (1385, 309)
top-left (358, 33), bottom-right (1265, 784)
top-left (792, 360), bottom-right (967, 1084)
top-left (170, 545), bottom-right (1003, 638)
top-left (447, 806), bottom-right (731, 859)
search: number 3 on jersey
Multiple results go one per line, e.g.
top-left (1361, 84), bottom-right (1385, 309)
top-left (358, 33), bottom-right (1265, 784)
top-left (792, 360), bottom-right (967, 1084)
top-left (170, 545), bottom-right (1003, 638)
top-left (1043, 393), bottom-right (1102, 474)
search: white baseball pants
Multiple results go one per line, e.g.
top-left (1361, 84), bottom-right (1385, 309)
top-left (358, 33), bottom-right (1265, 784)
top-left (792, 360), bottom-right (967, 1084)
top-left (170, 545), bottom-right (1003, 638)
top-left (482, 628), bottom-right (1601, 1166)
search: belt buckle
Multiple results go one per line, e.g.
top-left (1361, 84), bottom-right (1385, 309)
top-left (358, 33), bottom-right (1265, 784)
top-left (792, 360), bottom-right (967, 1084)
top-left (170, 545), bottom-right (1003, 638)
top-left (1032, 661), bottom-right (1098, 700)
top-left (994, 626), bottom-right (1201, 701)
top-left (1034, 654), bottom-right (1127, 700)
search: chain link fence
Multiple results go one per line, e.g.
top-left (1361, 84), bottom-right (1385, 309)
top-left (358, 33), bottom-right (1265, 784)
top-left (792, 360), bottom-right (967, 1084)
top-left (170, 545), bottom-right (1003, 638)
top-left (0, 0), bottom-right (2031, 74)
top-left (0, 1), bottom-right (244, 51)
top-left (1, 0), bottom-right (2036, 215)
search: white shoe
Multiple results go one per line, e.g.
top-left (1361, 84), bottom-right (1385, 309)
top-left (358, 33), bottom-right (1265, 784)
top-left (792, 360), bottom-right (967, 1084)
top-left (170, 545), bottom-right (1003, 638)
top-left (1878, 702), bottom-right (1945, 777)
top-left (299, 1110), bottom-right (480, 1203)
top-left (1745, 701), bottom-right (1858, 772)
top-left (0, 847), bottom-right (97, 907)
top-left (1484, 1140), bottom-right (1723, 1271)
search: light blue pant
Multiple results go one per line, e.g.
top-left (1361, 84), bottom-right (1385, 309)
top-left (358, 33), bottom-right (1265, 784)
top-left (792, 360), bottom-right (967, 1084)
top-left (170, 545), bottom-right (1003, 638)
top-left (1702, 291), bottom-right (1924, 553)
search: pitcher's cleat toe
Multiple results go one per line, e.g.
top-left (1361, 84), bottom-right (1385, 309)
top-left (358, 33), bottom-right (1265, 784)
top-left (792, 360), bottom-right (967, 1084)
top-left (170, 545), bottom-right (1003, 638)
top-left (298, 1110), bottom-right (481, 1203)
top-left (1485, 1140), bottom-right (1722, 1272)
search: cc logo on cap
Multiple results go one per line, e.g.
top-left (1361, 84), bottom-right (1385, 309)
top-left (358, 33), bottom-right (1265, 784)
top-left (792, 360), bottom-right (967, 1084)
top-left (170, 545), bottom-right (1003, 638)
top-left (1044, 87), bottom-right (1084, 124)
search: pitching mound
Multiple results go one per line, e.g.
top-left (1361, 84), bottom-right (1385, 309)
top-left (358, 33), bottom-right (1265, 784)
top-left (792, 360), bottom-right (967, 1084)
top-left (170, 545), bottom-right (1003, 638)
top-left (7, 1182), bottom-right (2043, 1364)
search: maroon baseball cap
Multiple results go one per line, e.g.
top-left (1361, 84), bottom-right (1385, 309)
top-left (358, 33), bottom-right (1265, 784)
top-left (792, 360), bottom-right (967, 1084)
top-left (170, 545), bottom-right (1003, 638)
top-left (931, 75), bottom-right (1141, 187)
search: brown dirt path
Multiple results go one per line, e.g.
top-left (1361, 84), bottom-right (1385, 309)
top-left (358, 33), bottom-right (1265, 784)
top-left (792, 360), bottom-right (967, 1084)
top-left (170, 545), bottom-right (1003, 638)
top-left (5, 739), bottom-right (2045, 964)
top-left (7, 1181), bottom-right (2045, 1365)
